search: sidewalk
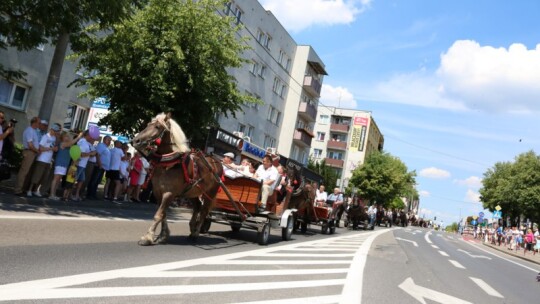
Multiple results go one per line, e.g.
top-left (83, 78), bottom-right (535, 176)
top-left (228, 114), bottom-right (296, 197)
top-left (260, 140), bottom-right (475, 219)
top-left (461, 233), bottom-right (540, 265)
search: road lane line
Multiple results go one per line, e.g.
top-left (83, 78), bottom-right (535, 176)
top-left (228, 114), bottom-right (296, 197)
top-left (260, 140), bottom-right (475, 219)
top-left (262, 253), bottom-right (354, 258)
top-left (448, 260), bottom-right (465, 269)
top-left (282, 248), bottom-right (356, 252)
top-left (395, 237), bottom-right (418, 247)
top-left (424, 231), bottom-right (433, 244)
top-left (461, 241), bottom-right (540, 273)
top-left (469, 277), bottom-right (504, 298)
top-left (438, 251), bottom-right (449, 257)
top-left (207, 260), bottom-right (351, 265)
top-left (431, 245), bottom-right (439, 249)
top-left (128, 268), bottom-right (349, 278)
top-left (1, 279), bottom-right (347, 301)
top-left (234, 295), bottom-right (338, 304)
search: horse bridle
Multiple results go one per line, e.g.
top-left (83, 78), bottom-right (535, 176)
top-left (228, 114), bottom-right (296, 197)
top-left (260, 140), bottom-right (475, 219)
top-left (134, 119), bottom-right (174, 159)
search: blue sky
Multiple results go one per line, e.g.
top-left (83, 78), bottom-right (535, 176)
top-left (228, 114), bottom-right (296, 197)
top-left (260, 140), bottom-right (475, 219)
top-left (261, 0), bottom-right (540, 225)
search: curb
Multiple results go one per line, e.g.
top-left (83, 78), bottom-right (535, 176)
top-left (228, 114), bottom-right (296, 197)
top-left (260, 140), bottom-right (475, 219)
top-left (482, 242), bottom-right (540, 266)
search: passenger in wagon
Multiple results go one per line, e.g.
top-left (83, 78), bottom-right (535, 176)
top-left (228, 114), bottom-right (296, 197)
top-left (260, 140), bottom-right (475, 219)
top-left (275, 165), bottom-right (290, 204)
top-left (238, 158), bottom-right (253, 176)
top-left (255, 155), bottom-right (278, 211)
top-left (222, 152), bottom-right (240, 178)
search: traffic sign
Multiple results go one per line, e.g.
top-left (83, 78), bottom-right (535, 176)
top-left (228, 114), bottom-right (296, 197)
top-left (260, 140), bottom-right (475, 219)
top-left (478, 212), bottom-right (484, 219)
top-left (471, 220), bottom-right (478, 225)
top-left (493, 210), bottom-right (502, 219)
top-left (495, 205), bottom-right (501, 211)
top-left (472, 215), bottom-right (478, 220)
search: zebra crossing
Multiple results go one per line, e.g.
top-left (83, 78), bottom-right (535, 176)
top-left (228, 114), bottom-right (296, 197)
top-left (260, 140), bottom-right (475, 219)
top-left (0, 229), bottom-right (390, 303)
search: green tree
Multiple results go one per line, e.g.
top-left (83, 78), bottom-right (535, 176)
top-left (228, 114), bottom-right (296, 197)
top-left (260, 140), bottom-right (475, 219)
top-left (480, 151), bottom-right (540, 225)
top-left (348, 151), bottom-right (416, 207)
top-left (445, 222), bottom-right (458, 232)
top-left (71, 0), bottom-right (255, 142)
top-left (307, 158), bottom-right (339, 190)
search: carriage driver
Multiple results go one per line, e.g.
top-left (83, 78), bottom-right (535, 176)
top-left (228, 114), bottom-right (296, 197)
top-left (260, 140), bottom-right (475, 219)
top-left (255, 155), bottom-right (278, 212)
top-left (222, 152), bottom-right (240, 178)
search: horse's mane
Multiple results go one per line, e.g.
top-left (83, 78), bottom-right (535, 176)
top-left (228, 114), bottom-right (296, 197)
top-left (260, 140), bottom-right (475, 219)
top-left (155, 113), bottom-right (190, 153)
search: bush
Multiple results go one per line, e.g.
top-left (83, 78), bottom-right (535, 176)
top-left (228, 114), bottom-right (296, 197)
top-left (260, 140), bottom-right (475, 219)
top-left (6, 143), bottom-right (23, 171)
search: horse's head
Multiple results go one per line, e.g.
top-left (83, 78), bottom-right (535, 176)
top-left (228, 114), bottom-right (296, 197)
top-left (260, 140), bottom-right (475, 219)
top-left (131, 112), bottom-right (190, 156)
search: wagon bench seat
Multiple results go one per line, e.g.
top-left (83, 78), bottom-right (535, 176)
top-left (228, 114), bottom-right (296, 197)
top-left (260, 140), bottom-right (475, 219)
top-left (215, 176), bottom-right (262, 214)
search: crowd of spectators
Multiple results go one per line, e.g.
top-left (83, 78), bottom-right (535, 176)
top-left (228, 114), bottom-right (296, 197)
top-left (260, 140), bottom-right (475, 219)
top-left (0, 115), bottom-right (151, 203)
top-left (472, 225), bottom-right (539, 255)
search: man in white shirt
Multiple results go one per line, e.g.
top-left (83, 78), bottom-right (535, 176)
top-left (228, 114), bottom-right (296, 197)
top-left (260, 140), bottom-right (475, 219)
top-left (107, 140), bottom-right (125, 201)
top-left (255, 155), bottom-right (278, 211)
top-left (222, 152), bottom-right (240, 178)
top-left (315, 185), bottom-right (327, 207)
top-left (87, 136), bottom-right (111, 199)
top-left (72, 130), bottom-right (97, 201)
top-left (28, 123), bottom-right (60, 197)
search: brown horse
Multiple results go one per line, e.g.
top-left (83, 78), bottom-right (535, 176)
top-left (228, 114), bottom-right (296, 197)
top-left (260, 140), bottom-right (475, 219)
top-left (286, 166), bottom-right (317, 232)
top-left (131, 113), bottom-right (223, 245)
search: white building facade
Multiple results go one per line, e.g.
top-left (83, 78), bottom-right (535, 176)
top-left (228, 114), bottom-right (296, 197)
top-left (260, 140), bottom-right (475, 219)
top-left (218, 0), bottom-right (327, 164)
top-left (310, 106), bottom-right (384, 189)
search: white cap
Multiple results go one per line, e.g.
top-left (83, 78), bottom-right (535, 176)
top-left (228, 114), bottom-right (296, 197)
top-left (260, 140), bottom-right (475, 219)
top-left (224, 152), bottom-right (235, 158)
top-left (40, 119), bottom-right (49, 125)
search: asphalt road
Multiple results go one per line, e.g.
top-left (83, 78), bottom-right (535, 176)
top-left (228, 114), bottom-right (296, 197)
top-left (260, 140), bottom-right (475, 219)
top-left (1, 204), bottom-right (539, 303)
top-left (364, 227), bottom-right (540, 304)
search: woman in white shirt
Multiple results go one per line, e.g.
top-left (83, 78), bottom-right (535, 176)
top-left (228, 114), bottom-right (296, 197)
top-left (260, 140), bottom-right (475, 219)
top-left (315, 185), bottom-right (327, 207)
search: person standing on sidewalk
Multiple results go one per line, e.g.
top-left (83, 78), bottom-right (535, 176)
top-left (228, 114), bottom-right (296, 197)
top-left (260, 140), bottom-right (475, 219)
top-left (14, 117), bottom-right (40, 195)
top-left (524, 228), bottom-right (535, 255)
top-left (27, 123), bottom-right (60, 197)
top-left (72, 131), bottom-right (96, 201)
top-left (49, 132), bottom-right (83, 200)
top-left (87, 136), bottom-right (111, 200)
top-left (107, 140), bottom-right (125, 201)
top-left (80, 138), bottom-right (98, 198)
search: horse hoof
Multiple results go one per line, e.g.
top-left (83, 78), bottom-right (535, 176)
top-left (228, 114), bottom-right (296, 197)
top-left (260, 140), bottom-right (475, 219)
top-left (188, 234), bottom-right (199, 241)
top-left (138, 239), bottom-right (153, 246)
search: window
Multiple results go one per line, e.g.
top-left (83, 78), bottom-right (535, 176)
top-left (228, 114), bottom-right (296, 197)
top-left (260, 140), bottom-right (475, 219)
top-left (278, 50), bottom-right (285, 65)
top-left (224, 2), bottom-right (242, 24)
top-left (285, 58), bottom-right (292, 71)
top-left (232, 5), bottom-right (243, 25)
top-left (64, 104), bottom-right (88, 131)
top-left (316, 132), bottom-right (326, 141)
top-left (223, 1), bottom-right (232, 14)
top-left (313, 149), bottom-right (323, 159)
top-left (272, 77), bottom-right (286, 98)
top-left (328, 151), bottom-right (343, 160)
top-left (256, 30), bottom-right (271, 49)
top-left (237, 123), bottom-right (246, 133)
top-left (258, 64), bottom-right (266, 78)
top-left (272, 77), bottom-right (280, 93)
top-left (280, 84), bottom-right (287, 98)
top-left (296, 120), bottom-right (305, 129)
top-left (247, 125), bottom-right (255, 138)
top-left (264, 135), bottom-right (276, 148)
top-left (264, 35), bottom-right (272, 49)
top-left (250, 61), bottom-right (259, 75)
top-left (267, 106), bottom-right (281, 125)
top-left (319, 114), bottom-right (330, 124)
top-left (0, 79), bottom-right (28, 110)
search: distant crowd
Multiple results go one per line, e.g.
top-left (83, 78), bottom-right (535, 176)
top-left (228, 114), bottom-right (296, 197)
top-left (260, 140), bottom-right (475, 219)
top-left (0, 114), bottom-right (153, 203)
top-left (472, 225), bottom-right (539, 255)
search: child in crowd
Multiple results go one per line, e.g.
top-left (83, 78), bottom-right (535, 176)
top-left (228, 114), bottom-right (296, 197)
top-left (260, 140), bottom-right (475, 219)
top-left (49, 132), bottom-right (83, 200)
top-left (64, 161), bottom-right (78, 201)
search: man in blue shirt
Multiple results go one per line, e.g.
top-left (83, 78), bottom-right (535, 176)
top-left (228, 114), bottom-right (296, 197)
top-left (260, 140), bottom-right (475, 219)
top-left (15, 117), bottom-right (40, 195)
top-left (87, 136), bottom-right (112, 199)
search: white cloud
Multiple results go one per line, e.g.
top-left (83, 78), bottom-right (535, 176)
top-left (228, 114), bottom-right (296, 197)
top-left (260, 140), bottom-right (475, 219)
top-left (419, 190), bottom-right (430, 197)
top-left (320, 84), bottom-right (357, 108)
top-left (454, 176), bottom-right (483, 189)
top-left (260, 0), bottom-right (370, 32)
top-left (419, 167), bottom-right (451, 179)
top-left (465, 189), bottom-right (481, 203)
top-left (361, 40), bottom-right (540, 113)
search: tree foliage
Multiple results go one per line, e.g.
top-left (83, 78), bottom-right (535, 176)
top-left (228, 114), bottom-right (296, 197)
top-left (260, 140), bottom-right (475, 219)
top-left (0, 0), bottom-right (137, 79)
top-left (71, 0), bottom-right (255, 142)
top-left (348, 151), bottom-right (416, 207)
top-left (480, 150), bottom-right (540, 225)
top-left (307, 158), bottom-right (339, 190)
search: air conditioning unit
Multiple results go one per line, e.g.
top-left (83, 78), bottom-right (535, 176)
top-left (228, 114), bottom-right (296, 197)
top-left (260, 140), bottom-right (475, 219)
top-left (233, 131), bottom-right (244, 138)
top-left (266, 147), bottom-right (276, 154)
top-left (243, 136), bottom-right (251, 143)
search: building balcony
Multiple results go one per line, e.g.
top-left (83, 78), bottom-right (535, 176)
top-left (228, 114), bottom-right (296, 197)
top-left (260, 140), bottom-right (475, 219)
top-left (298, 102), bottom-right (317, 122)
top-left (325, 158), bottom-right (344, 168)
top-left (330, 123), bottom-right (349, 133)
top-left (303, 75), bottom-right (322, 97)
top-left (293, 129), bottom-right (313, 147)
top-left (327, 140), bottom-right (347, 151)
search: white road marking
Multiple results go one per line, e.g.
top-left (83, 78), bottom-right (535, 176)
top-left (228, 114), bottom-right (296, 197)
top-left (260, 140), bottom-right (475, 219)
top-left (448, 236), bottom-right (454, 239)
top-left (262, 253), bottom-right (354, 258)
top-left (0, 214), bottom-right (150, 222)
top-left (415, 230), bottom-right (422, 233)
top-left (431, 245), bottom-right (439, 249)
top-left (424, 231), bottom-right (433, 244)
top-left (457, 249), bottom-right (491, 260)
top-left (395, 237), bottom-right (418, 247)
top-left (0, 231), bottom-right (389, 302)
top-left (234, 295), bottom-right (338, 304)
top-left (298, 245), bottom-right (358, 249)
top-left (438, 251), bottom-right (449, 257)
top-left (461, 242), bottom-right (540, 273)
top-left (448, 260), bottom-right (466, 269)
top-left (128, 268), bottom-right (349, 278)
top-left (437, 234), bottom-right (443, 237)
top-left (469, 277), bottom-right (504, 298)
top-left (284, 248), bottom-right (356, 252)
top-left (399, 277), bottom-right (472, 304)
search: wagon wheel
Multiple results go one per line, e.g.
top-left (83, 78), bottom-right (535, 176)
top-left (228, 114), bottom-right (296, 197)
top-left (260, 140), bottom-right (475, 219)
top-left (281, 215), bottom-right (293, 241)
top-left (231, 223), bottom-right (242, 233)
top-left (200, 218), bottom-right (212, 234)
top-left (257, 223), bottom-right (270, 245)
top-left (321, 223), bottom-right (329, 234)
top-left (293, 220), bottom-right (300, 232)
top-left (329, 222), bottom-right (336, 234)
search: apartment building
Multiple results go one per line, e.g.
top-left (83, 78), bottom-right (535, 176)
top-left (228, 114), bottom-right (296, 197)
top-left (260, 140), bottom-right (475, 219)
top-left (0, 43), bottom-right (90, 140)
top-left (218, 0), bottom-right (327, 164)
top-left (310, 106), bottom-right (384, 189)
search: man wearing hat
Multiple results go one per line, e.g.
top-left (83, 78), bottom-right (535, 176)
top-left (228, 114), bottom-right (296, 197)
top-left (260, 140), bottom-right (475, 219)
top-left (37, 119), bottom-right (49, 143)
top-left (222, 152), bottom-right (239, 178)
top-left (27, 123), bottom-right (61, 197)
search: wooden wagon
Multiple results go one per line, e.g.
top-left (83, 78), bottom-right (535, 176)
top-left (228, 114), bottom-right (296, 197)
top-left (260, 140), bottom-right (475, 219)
top-left (294, 202), bottom-right (336, 235)
top-left (206, 175), bottom-right (296, 245)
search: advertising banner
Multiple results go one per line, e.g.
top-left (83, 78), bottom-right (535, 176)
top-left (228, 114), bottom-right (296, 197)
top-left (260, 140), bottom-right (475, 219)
top-left (349, 116), bottom-right (369, 152)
